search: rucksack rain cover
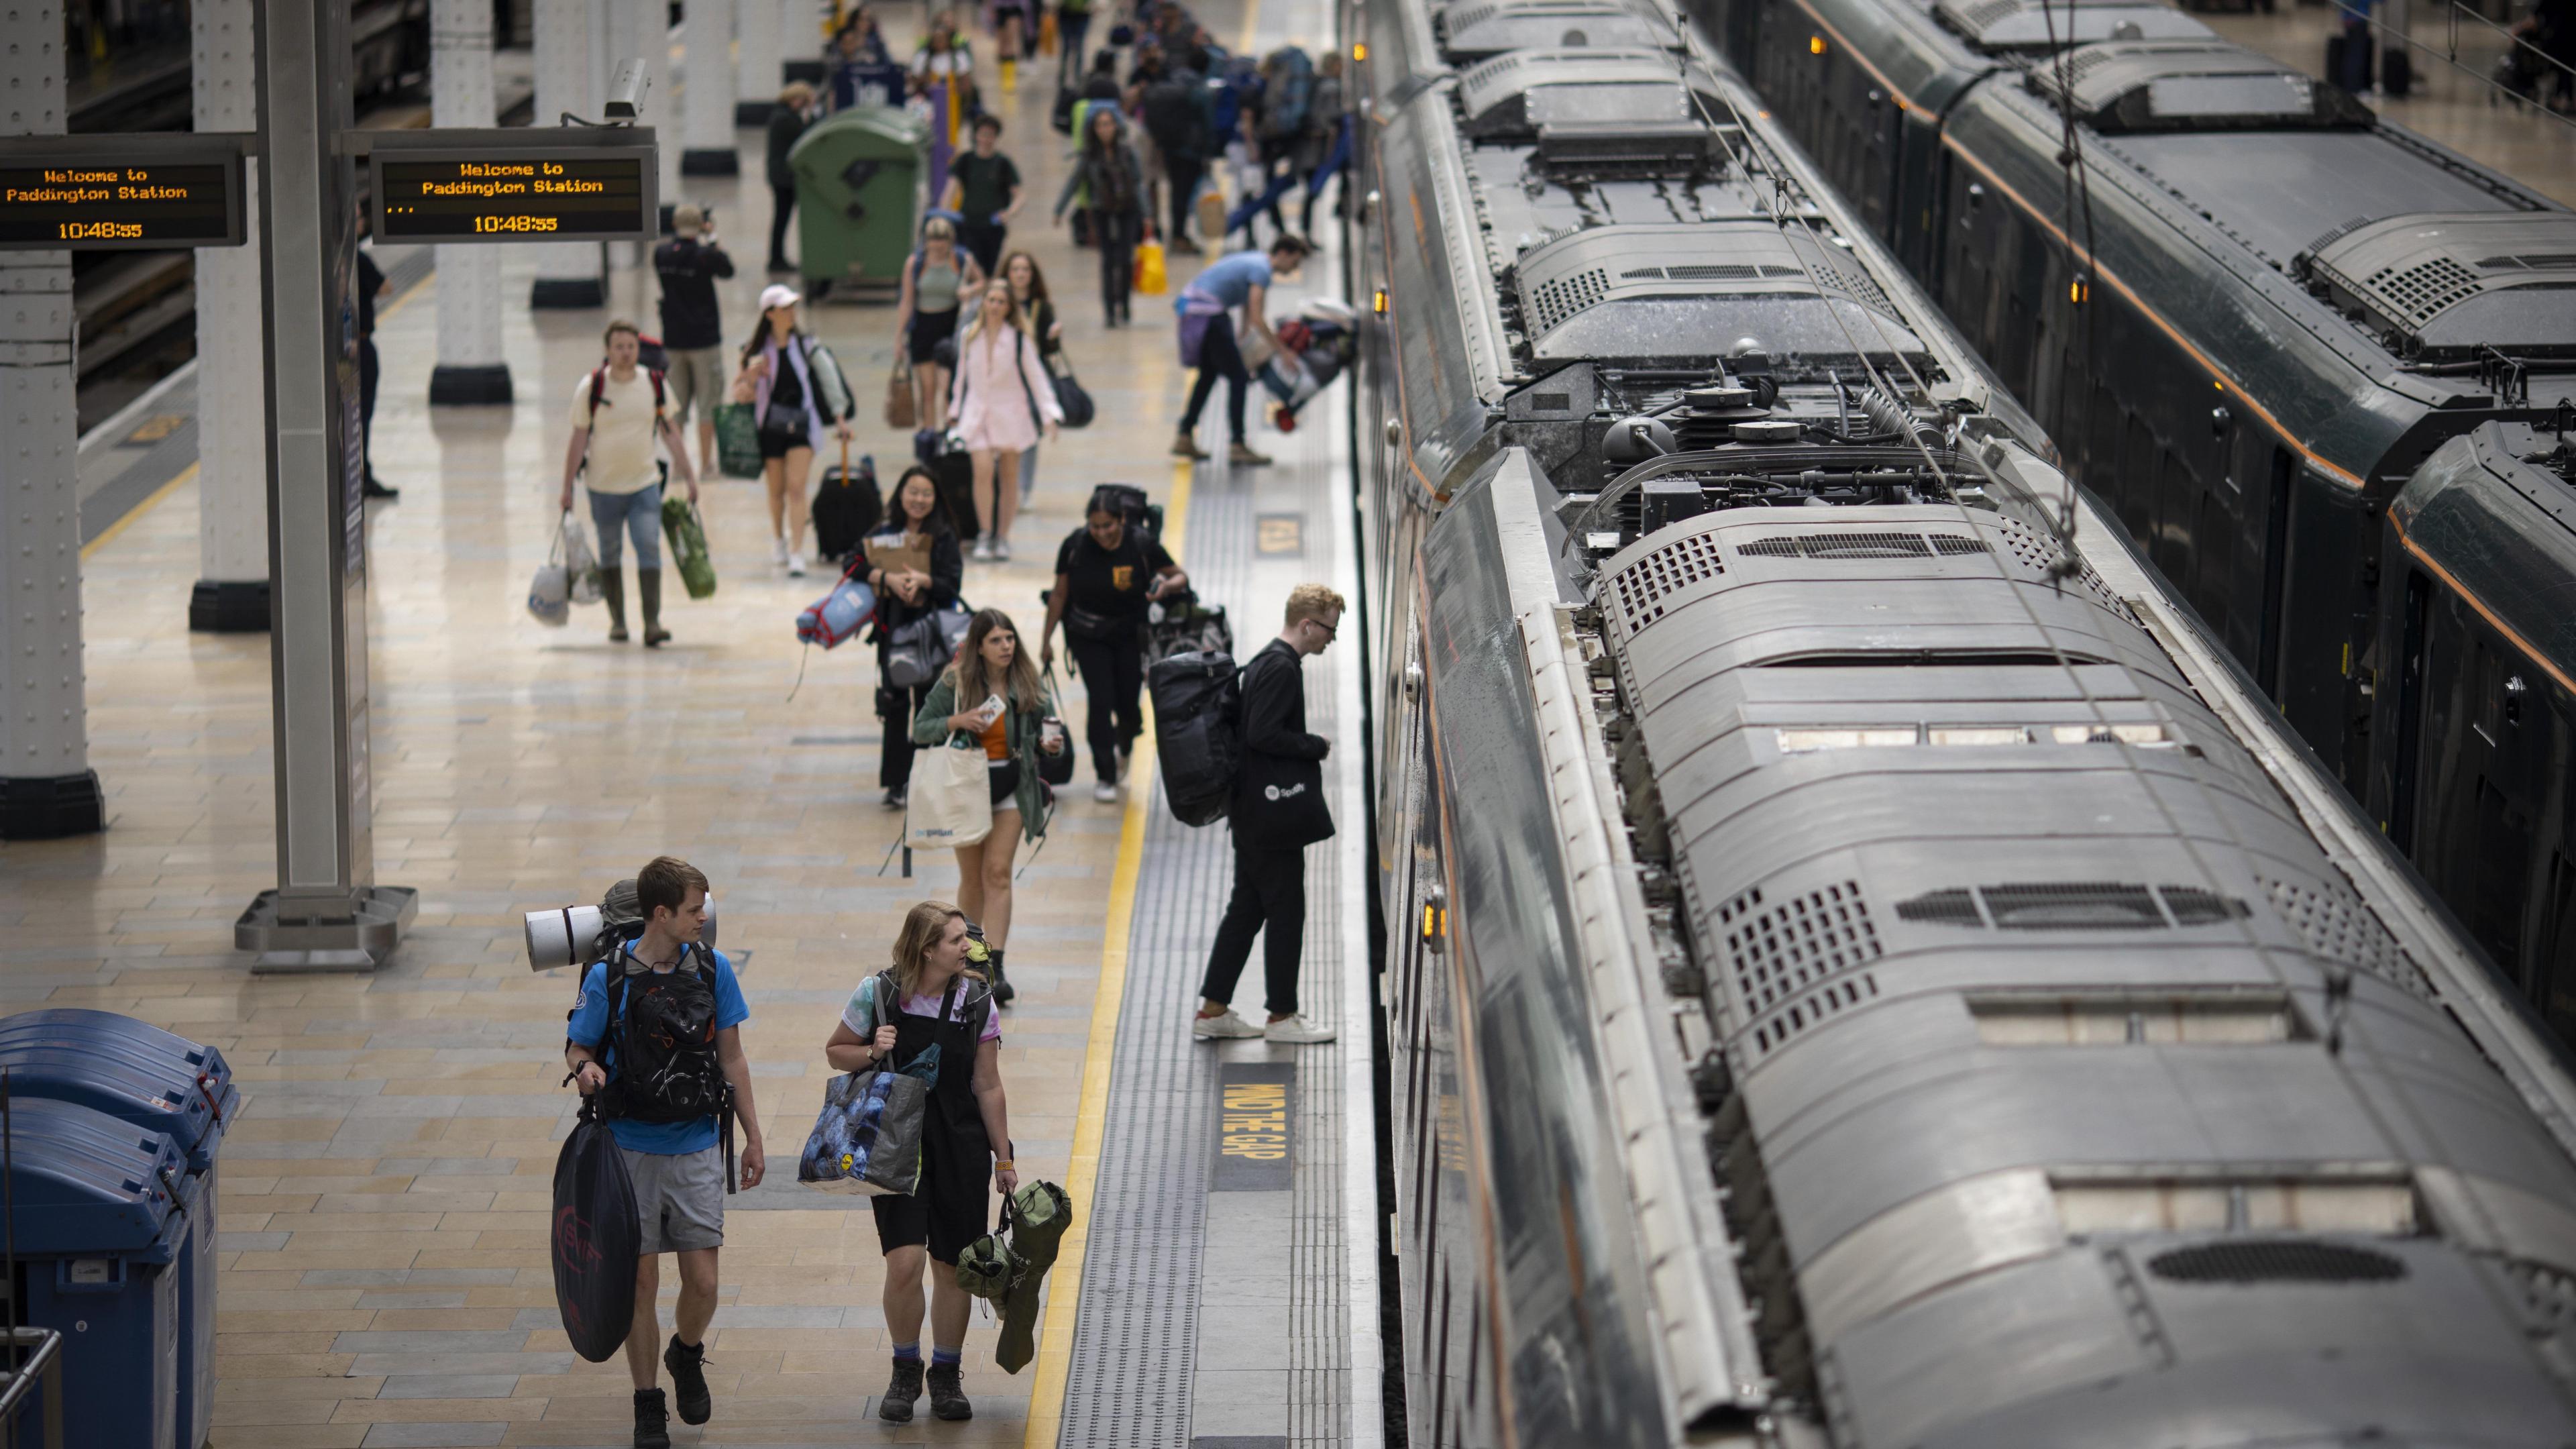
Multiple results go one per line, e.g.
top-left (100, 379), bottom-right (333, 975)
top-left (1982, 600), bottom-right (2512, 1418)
top-left (553, 1108), bottom-right (642, 1361)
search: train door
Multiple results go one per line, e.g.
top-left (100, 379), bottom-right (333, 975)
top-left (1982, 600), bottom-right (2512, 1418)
top-left (1895, 114), bottom-right (1946, 279)
top-left (2389, 568), bottom-right (2430, 853)
top-left (2277, 465), bottom-right (2374, 787)
top-left (2257, 447), bottom-right (2295, 696)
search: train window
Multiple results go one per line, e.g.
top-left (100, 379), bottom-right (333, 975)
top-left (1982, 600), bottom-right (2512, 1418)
top-left (2047, 723), bottom-right (2174, 746)
top-left (2053, 1175), bottom-right (2418, 1236)
top-left (1927, 727), bottom-right (2025, 746)
top-left (1969, 991), bottom-right (2302, 1044)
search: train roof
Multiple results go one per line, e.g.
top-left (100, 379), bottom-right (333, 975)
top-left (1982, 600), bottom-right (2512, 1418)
top-left (1454, 47), bottom-right (1728, 136)
top-left (1933, 0), bottom-right (2214, 51)
top-left (2394, 422), bottom-right (2576, 682)
top-left (1433, 0), bottom-right (1683, 58)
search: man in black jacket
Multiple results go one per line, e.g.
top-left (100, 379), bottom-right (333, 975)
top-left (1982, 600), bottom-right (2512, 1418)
top-left (765, 83), bottom-right (817, 274)
top-left (653, 205), bottom-right (735, 480)
top-left (1193, 584), bottom-right (1344, 1044)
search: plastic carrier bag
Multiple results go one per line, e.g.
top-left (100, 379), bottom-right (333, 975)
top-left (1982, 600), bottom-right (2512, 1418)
top-left (660, 494), bottom-right (719, 599)
top-left (561, 513), bottom-right (604, 605)
top-left (712, 402), bottom-right (764, 479)
top-left (527, 522), bottom-right (573, 627)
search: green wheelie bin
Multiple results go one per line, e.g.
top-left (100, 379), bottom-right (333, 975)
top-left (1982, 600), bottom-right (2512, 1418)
top-left (789, 105), bottom-right (929, 303)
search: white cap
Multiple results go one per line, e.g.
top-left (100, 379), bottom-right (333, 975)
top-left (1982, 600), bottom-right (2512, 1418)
top-left (759, 283), bottom-right (802, 312)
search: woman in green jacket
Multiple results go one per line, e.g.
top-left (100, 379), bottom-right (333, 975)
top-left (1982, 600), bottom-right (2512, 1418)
top-left (913, 608), bottom-right (1062, 1004)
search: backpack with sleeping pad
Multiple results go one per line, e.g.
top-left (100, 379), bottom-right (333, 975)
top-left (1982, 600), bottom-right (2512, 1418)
top-left (1260, 48), bottom-right (1314, 140)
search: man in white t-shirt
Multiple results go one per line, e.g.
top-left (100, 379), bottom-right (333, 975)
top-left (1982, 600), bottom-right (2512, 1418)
top-left (561, 321), bottom-right (702, 647)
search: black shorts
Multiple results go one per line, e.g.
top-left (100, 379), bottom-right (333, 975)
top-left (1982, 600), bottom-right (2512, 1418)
top-left (757, 425), bottom-right (810, 460)
top-left (989, 757), bottom-right (1022, 806)
top-left (871, 1127), bottom-right (991, 1263)
top-left (908, 309), bottom-right (959, 366)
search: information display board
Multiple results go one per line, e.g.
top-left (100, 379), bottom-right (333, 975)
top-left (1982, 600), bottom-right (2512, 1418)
top-left (370, 129), bottom-right (658, 244)
top-left (0, 135), bottom-right (248, 250)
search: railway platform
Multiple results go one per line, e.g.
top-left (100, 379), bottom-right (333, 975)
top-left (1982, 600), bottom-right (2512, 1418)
top-left (7, 0), bottom-right (1381, 1440)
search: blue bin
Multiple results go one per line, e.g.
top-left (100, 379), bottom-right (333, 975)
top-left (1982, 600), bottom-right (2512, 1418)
top-left (2, 1095), bottom-right (189, 1449)
top-left (0, 1011), bottom-right (234, 1449)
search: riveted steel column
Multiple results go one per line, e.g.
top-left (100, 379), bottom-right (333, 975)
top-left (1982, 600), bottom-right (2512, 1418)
top-left (428, 0), bottom-right (513, 404)
top-left (682, 0), bottom-right (741, 176)
top-left (238, 0), bottom-right (416, 967)
top-left (736, 0), bottom-right (782, 123)
top-left (190, 0), bottom-right (272, 632)
top-left (530, 0), bottom-right (609, 308)
top-left (0, 0), bottom-right (103, 840)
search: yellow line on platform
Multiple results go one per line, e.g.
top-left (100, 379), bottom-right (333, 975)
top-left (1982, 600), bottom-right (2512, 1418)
top-left (1021, 453), bottom-right (1196, 1449)
top-left (80, 462), bottom-right (195, 560)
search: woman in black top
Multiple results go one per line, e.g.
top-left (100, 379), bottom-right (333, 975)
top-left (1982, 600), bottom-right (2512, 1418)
top-left (1055, 105), bottom-right (1146, 327)
top-left (1038, 488), bottom-right (1187, 801)
top-left (1000, 251), bottom-right (1065, 508)
top-left (865, 466), bottom-right (967, 808)
top-left (765, 82), bottom-right (817, 273)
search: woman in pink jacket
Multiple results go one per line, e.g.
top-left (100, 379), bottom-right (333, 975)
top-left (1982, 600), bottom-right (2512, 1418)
top-left (948, 278), bottom-right (1061, 561)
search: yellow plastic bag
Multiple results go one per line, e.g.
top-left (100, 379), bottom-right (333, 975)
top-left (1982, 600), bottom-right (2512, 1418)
top-left (1135, 237), bottom-right (1168, 297)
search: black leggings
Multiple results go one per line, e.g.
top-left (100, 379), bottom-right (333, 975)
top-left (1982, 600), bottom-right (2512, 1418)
top-left (768, 182), bottom-right (797, 268)
top-left (1057, 13), bottom-right (1091, 89)
top-left (877, 678), bottom-right (935, 790)
top-left (1067, 631), bottom-right (1144, 781)
top-left (1165, 152), bottom-right (1205, 244)
top-left (1179, 311), bottom-right (1248, 443)
top-left (1095, 207), bottom-right (1138, 320)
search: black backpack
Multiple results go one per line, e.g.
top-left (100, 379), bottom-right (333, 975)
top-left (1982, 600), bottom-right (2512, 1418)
top-left (1149, 649), bottom-right (1241, 826)
top-left (584, 949), bottom-right (731, 1126)
top-left (1142, 74), bottom-right (1203, 158)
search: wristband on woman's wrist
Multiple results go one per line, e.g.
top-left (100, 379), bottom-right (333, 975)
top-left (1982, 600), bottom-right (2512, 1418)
top-left (993, 1157), bottom-right (1015, 1170)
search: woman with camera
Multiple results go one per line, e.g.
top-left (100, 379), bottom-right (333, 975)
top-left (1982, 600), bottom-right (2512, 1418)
top-left (1039, 489), bottom-right (1187, 803)
top-left (822, 902), bottom-right (1014, 1424)
top-left (863, 466), bottom-right (965, 811)
top-left (731, 285), bottom-right (855, 578)
top-left (910, 609), bottom-right (1065, 1005)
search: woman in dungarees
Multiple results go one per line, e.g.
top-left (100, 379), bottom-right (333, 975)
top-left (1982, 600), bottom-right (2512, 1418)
top-left (823, 902), bottom-right (1015, 1423)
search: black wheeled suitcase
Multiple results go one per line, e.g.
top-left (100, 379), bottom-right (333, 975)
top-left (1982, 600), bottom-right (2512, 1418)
top-left (811, 449), bottom-right (882, 566)
top-left (932, 441), bottom-right (981, 540)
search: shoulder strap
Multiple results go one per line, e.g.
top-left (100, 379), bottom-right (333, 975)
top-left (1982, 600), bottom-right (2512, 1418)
top-left (873, 969), bottom-right (900, 1032)
top-left (586, 367), bottom-right (606, 420)
top-left (649, 370), bottom-right (667, 416)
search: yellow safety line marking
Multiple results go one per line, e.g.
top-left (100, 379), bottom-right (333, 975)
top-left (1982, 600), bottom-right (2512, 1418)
top-left (1020, 451), bottom-right (1196, 1449)
top-left (376, 268), bottom-right (435, 323)
top-left (80, 462), bottom-right (196, 560)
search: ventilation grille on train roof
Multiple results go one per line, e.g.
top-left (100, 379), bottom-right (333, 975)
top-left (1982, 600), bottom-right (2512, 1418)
top-left (1737, 531), bottom-right (1992, 559)
top-left (1514, 222), bottom-right (1906, 355)
top-left (2030, 40), bottom-right (2373, 131)
top-left (1609, 530), bottom-right (1725, 633)
top-left (1937, 0), bottom-right (2215, 51)
top-left (1898, 882), bottom-right (2250, 930)
top-left (2298, 212), bottom-right (2576, 359)
top-left (1991, 515), bottom-right (2139, 620)
top-left (2260, 877), bottom-right (2432, 996)
top-left (2147, 1241), bottom-right (2408, 1284)
top-left (1457, 48), bottom-right (1723, 134)
top-left (1716, 881), bottom-right (1883, 1055)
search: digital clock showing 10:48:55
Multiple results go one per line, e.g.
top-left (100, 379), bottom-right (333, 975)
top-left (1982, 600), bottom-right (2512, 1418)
top-left (372, 153), bottom-right (653, 244)
top-left (0, 161), bottom-right (242, 248)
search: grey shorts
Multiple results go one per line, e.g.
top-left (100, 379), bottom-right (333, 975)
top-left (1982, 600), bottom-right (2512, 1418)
top-left (621, 1144), bottom-right (725, 1254)
top-left (663, 346), bottom-right (724, 424)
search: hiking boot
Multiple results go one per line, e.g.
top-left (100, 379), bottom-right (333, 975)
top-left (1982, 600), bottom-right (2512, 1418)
top-left (927, 1363), bottom-right (973, 1420)
top-left (663, 1334), bottom-right (711, 1425)
top-left (989, 949), bottom-right (1016, 1007)
top-left (1229, 441), bottom-right (1273, 467)
top-left (879, 1358), bottom-right (924, 1422)
top-left (632, 1387), bottom-right (672, 1449)
top-left (1171, 431), bottom-right (1212, 462)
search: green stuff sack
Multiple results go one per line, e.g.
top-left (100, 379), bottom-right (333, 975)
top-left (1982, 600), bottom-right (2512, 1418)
top-left (989, 1180), bottom-right (1073, 1373)
top-left (660, 495), bottom-right (718, 600)
top-left (712, 402), bottom-right (763, 479)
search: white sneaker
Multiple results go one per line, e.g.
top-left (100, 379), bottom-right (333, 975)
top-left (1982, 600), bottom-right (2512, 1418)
top-left (787, 551), bottom-right (808, 578)
top-left (993, 535), bottom-right (1013, 561)
top-left (771, 537), bottom-right (790, 567)
top-left (1263, 1014), bottom-right (1336, 1044)
top-left (1092, 781), bottom-right (1120, 803)
top-left (971, 538), bottom-right (994, 562)
top-left (1191, 1009), bottom-right (1265, 1040)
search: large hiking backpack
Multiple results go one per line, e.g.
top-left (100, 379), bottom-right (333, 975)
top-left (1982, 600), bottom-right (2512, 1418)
top-left (1142, 74), bottom-right (1203, 157)
top-left (1150, 649), bottom-right (1241, 826)
top-left (1261, 48), bottom-right (1314, 140)
top-left (585, 949), bottom-right (732, 1125)
top-left (1211, 56), bottom-right (1261, 138)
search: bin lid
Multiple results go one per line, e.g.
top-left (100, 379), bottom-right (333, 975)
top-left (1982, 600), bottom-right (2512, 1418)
top-left (0, 1097), bottom-right (187, 1259)
top-left (788, 105), bottom-right (929, 168)
top-left (0, 1014), bottom-right (234, 1169)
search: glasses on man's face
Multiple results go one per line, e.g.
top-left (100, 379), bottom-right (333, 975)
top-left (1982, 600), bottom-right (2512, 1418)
top-left (1308, 618), bottom-right (1339, 640)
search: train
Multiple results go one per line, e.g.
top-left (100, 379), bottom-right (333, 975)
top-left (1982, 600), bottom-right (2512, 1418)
top-left (1682, 0), bottom-right (2576, 1039)
top-left (1344, 0), bottom-right (2576, 1444)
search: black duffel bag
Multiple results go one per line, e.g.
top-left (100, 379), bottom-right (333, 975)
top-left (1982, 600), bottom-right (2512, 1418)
top-left (1149, 649), bottom-right (1241, 826)
top-left (551, 1097), bottom-right (641, 1362)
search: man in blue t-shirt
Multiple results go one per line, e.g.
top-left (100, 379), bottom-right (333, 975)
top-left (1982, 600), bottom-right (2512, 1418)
top-left (1173, 235), bottom-right (1309, 468)
top-left (564, 856), bottom-right (763, 1449)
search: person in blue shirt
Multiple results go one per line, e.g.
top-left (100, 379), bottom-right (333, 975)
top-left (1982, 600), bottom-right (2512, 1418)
top-left (564, 857), bottom-right (763, 1449)
top-left (1171, 234), bottom-right (1309, 467)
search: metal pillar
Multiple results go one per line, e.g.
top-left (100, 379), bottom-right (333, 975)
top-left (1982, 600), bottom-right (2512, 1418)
top-left (189, 0), bottom-right (272, 632)
top-left (736, 0), bottom-right (782, 124)
top-left (0, 0), bottom-right (103, 841)
top-left (530, 0), bottom-right (608, 307)
top-left (427, 0), bottom-right (513, 404)
top-left (682, 0), bottom-right (741, 176)
top-left (236, 0), bottom-right (417, 968)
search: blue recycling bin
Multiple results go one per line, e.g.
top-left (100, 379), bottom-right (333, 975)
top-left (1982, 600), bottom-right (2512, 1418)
top-left (1, 1095), bottom-right (191, 1449)
top-left (0, 1012), bottom-right (234, 1449)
